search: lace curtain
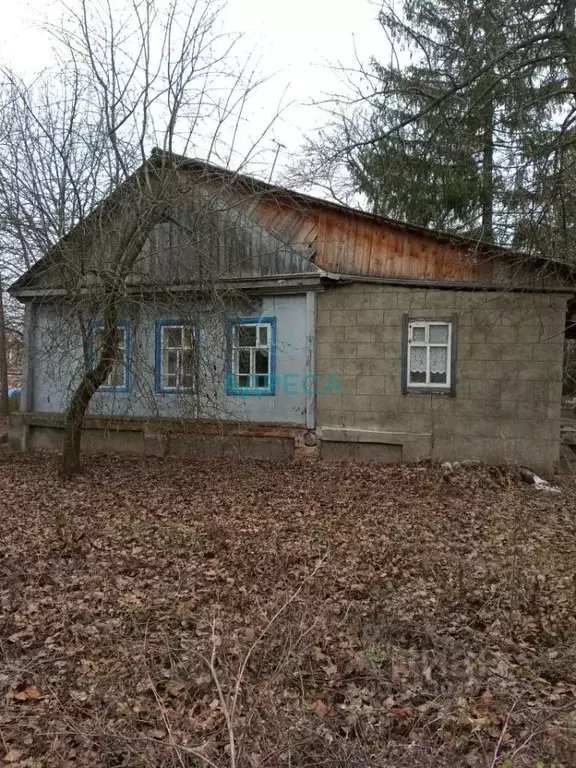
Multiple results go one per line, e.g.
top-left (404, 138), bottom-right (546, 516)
top-left (430, 346), bottom-right (447, 374)
top-left (409, 347), bottom-right (426, 373)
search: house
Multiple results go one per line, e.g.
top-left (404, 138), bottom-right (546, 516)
top-left (8, 150), bottom-right (576, 471)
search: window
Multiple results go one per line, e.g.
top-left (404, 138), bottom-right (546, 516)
top-left (155, 322), bottom-right (197, 393)
top-left (90, 322), bottom-right (130, 392)
top-left (402, 318), bottom-right (455, 393)
top-left (227, 318), bottom-right (276, 395)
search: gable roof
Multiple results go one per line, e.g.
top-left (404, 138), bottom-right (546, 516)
top-left (9, 148), bottom-right (576, 297)
top-left (9, 152), bottom-right (322, 296)
top-left (172, 153), bottom-right (507, 255)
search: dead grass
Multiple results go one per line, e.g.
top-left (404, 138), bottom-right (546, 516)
top-left (1, 453), bottom-right (576, 767)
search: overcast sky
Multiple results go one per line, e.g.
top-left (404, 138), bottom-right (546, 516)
top-left (1, 0), bottom-right (384, 181)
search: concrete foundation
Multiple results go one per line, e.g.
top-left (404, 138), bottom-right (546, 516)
top-left (9, 413), bottom-right (299, 461)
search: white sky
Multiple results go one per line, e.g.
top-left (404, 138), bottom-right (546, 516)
top-left (0, 0), bottom-right (384, 180)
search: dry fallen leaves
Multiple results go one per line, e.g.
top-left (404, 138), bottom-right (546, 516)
top-left (310, 698), bottom-right (329, 716)
top-left (0, 452), bottom-right (575, 767)
top-left (12, 685), bottom-right (41, 701)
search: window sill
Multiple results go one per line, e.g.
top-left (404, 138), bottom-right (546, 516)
top-left (226, 388), bottom-right (275, 397)
top-left (404, 387), bottom-right (453, 396)
top-left (156, 388), bottom-right (195, 395)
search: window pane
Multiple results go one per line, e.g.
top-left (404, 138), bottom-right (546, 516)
top-left (114, 329), bottom-right (125, 356)
top-left (256, 374), bottom-right (269, 388)
top-left (164, 327), bottom-right (182, 348)
top-left (258, 325), bottom-right (268, 346)
top-left (409, 346), bottom-right (427, 384)
top-left (409, 370), bottom-right (426, 383)
top-left (182, 349), bottom-right (195, 376)
top-left (429, 324), bottom-right (449, 343)
top-left (430, 346), bottom-right (448, 374)
top-left (255, 350), bottom-right (269, 374)
top-left (164, 373), bottom-right (177, 389)
top-left (182, 328), bottom-right (194, 349)
top-left (409, 346), bottom-right (426, 373)
top-left (182, 372), bottom-right (195, 388)
top-left (110, 363), bottom-right (125, 388)
top-left (238, 350), bottom-right (251, 375)
top-left (411, 326), bottom-right (426, 342)
top-left (238, 374), bottom-right (250, 388)
top-left (237, 325), bottom-right (256, 347)
top-left (164, 350), bottom-right (178, 376)
top-left (430, 346), bottom-right (448, 383)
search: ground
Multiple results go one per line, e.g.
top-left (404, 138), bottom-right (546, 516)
top-left (1, 454), bottom-right (576, 767)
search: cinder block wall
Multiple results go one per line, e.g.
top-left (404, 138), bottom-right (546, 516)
top-left (316, 284), bottom-right (568, 471)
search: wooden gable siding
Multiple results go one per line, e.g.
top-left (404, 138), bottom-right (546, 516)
top-left (314, 210), bottom-right (495, 282)
top-left (253, 198), bottom-right (319, 257)
top-left (16, 178), bottom-right (319, 294)
top-left (179, 160), bottom-right (519, 286)
top-left (133, 211), bottom-right (316, 285)
top-left (248, 194), bottom-right (506, 284)
top-left (129, 177), bottom-right (319, 284)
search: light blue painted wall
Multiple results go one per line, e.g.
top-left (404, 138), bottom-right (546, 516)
top-left (29, 294), bottom-right (311, 426)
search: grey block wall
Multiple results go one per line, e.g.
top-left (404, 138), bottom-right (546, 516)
top-left (316, 284), bottom-right (568, 471)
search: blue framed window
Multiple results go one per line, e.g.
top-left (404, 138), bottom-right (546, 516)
top-left (89, 321), bottom-right (130, 393)
top-left (155, 321), bottom-right (198, 393)
top-left (226, 317), bottom-right (276, 396)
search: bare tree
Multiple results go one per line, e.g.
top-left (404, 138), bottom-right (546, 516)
top-left (1, 0), bottom-right (280, 477)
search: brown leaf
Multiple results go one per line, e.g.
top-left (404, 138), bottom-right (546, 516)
top-left (166, 681), bottom-right (185, 697)
top-left (4, 749), bottom-right (23, 763)
top-left (310, 698), bottom-right (328, 716)
top-left (13, 685), bottom-right (41, 701)
top-left (391, 707), bottom-right (412, 719)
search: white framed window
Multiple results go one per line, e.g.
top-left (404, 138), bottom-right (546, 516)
top-left (91, 323), bottom-right (130, 392)
top-left (406, 320), bottom-right (453, 390)
top-left (227, 318), bottom-right (275, 395)
top-left (156, 323), bottom-right (196, 392)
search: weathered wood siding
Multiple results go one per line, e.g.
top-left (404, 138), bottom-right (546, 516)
top-left (14, 162), bottom-right (567, 295)
top-left (315, 211), bottom-right (494, 282)
top-left (249, 198), bottom-right (558, 287)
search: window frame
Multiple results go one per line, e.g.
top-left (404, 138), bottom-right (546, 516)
top-left (226, 316), bottom-right (276, 396)
top-left (89, 320), bottom-right (131, 393)
top-left (401, 314), bottom-right (458, 396)
top-left (154, 320), bottom-right (200, 394)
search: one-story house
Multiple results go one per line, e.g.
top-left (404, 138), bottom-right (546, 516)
top-left (8, 150), bottom-right (576, 471)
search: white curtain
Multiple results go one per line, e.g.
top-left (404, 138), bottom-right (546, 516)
top-left (430, 346), bottom-right (447, 374)
top-left (409, 347), bottom-right (427, 373)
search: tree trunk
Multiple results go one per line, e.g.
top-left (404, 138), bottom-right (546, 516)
top-left (481, 92), bottom-right (495, 243)
top-left (59, 198), bottom-right (165, 478)
top-left (479, 3), bottom-right (496, 244)
top-left (562, 0), bottom-right (576, 101)
top-left (61, 307), bottom-right (119, 478)
top-left (0, 278), bottom-right (10, 417)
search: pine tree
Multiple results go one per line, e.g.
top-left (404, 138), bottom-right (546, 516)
top-left (350, 0), bottom-right (554, 243)
top-left (296, 0), bottom-right (576, 258)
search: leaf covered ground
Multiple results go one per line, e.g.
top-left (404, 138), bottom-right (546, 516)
top-left (1, 453), bottom-right (576, 767)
